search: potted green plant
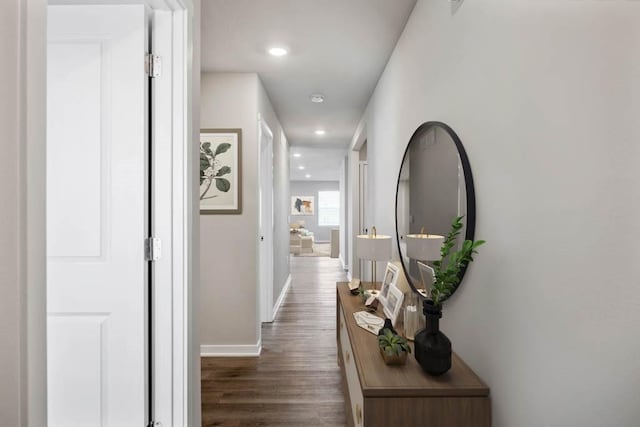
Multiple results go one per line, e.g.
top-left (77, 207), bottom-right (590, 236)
top-left (415, 216), bottom-right (485, 376)
top-left (377, 328), bottom-right (411, 365)
top-left (429, 216), bottom-right (485, 306)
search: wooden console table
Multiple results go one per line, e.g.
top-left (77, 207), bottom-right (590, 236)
top-left (337, 282), bottom-right (490, 426)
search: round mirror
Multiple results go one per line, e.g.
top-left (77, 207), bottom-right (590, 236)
top-left (395, 121), bottom-right (476, 301)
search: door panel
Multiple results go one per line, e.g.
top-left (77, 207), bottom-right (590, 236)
top-left (47, 42), bottom-right (104, 259)
top-left (47, 5), bottom-right (149, 426)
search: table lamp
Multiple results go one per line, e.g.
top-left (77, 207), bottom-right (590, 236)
top-left (356, 226), bottom-right (392, 295)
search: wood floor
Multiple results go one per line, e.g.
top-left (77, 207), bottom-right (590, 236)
top-left (201, 256), bottom-right (348, 426)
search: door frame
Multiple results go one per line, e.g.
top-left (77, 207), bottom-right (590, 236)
top-left (151, 4), bottom-right (193, 425)
top-left (23, 0), bottom-right (199, 426)
top-left (348, 125), bottom-right (367, 282)
top-left (258, 114), bottom-right (275, 323)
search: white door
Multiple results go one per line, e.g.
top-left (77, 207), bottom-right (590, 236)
top-left (47, 5), bottom-right (150, 426)
top-left (259, 117), bottom-right (274, 322)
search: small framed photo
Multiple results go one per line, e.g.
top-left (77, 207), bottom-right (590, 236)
top-left (417, 261), bottom-right (435, 297)
top-left (291, 196), bottom-right (314, 215)
top-left (378, 262), bottom-right (399, 307)
top-left (383, 285), bottom-right (404, 327)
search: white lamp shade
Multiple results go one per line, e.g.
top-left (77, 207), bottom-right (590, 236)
top-left (356, 235), bottom-right (392, 261)
top-left (406, 234), bottom-right (444, 261)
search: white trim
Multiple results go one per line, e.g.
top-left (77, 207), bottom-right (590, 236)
top-left (272, 274), bottom-right (292, 319)
top-left (200, 340), bottom-right (262, 357)
top-left (181, 1), bottom-right (200, 425)
top-left (151, 9), bottom-right (175, 425)
top-left (150, 6), bottom-right (193, 426)
top-left (171, 9), bottom-right (190, 427)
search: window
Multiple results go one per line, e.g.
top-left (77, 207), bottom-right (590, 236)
top-left (318, 191), bottom-right (340, 226)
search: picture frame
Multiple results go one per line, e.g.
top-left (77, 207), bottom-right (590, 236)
top-left (417, 261), bottom-right (435, 297)
top-left (383, 284), bottom-right (404, 327)
top-left (378, 262), bottom-right (399, 308)
top-left (200, 128), bottom-right (242, 214)
top-left (291, 195), bottom-right (314, 215)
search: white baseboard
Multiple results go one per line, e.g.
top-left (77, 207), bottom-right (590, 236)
top-left (200, 340), bottom-right (262, 357)
top-left (272, 274), bottom-right (292, 320)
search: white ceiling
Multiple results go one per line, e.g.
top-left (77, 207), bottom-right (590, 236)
top-left (201, 0), bottom-right (417, 150)
top-left (289, 146), bottom-right (346, 182)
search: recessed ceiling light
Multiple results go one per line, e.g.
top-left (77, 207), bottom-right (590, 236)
top-left (314, 130), bottom-right (326, 136)
top-left (298, 166), bottom-right (305, 170)
top-left (268, 46), bottom-right (288, 57)
top-left (305, 174), bottom-right (311, 179)
top-left (293, 153), bottom-right (302, 158)
top-left (310, 94), bottom-right (325, 103)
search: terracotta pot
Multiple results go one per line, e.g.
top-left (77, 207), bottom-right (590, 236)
top-left (380, 349), bottom-right (408, 366)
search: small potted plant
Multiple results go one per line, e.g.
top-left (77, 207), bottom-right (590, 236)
top-left (377, 328), bottom-right (411, 365)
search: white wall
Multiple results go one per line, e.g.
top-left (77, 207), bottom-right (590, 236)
top-left (200, 72), bottom-right (288, 350)
top-left (200, 73), bottom-right (260, 348)
top-left (356, 1), bottom-right (640, 425)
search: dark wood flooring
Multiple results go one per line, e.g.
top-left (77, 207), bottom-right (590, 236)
top-left (201, 256), bottom-right (348, 426)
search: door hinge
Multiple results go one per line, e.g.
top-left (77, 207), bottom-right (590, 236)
top-left (145, 54), bottom-right (162, 78)
top-left (145, 237), bottom-right (162, 261)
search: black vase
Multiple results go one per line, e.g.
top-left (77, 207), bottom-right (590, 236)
top-left (414, 300), bottom-right (452, 376)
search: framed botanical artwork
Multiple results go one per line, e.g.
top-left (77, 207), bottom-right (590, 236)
top-left (291, 196), bottom-right (314, 216)
top-left (383, 284), bottom-right (404, 327)
top-left (200, 129), bottom-right (242, 214)
top-left (378, 262), bottom-right (400, 308)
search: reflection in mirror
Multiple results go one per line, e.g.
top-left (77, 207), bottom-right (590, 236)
top-left (396, 122), bottom-right (475, 300)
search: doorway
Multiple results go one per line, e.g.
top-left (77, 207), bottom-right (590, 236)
top-left (45, 3), bottom-right (192, 426)
top-left (259, 115), bottom-right (275, 323)
top-left (357, 141), bottom-right (370, 281)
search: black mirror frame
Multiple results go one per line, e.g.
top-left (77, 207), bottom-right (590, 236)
top-left (394, 121), bottom-right (476, 302)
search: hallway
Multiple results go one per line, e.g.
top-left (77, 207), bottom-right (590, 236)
top-left (201, 256), bottom-right (348, 426)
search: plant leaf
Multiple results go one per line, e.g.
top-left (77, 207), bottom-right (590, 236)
top-left (216, 166), bottom-right (231, 177)
top-left (427, 215), bottom-right (486, 305)
top-left (215, 178), bottom-right (231, 192)
top-left (215, 143), bottom-right (231, 155)
top-left (200, 153), bottom-right (210, 171)
top-left (201, 142), bottom-right (214, 157)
